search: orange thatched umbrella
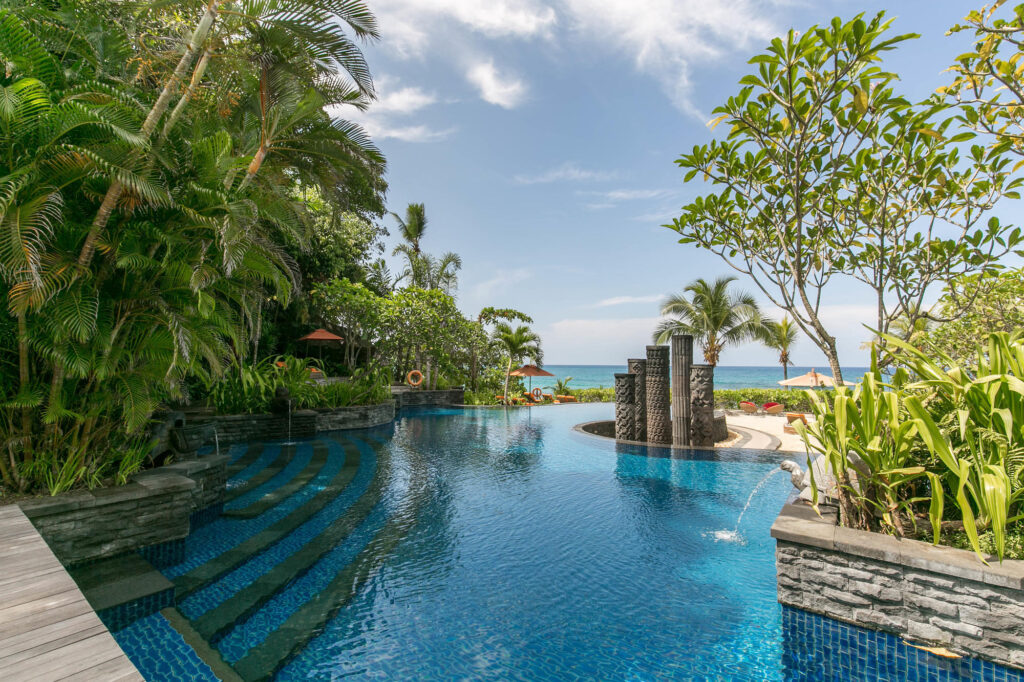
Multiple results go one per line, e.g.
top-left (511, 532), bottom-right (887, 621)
top-left (777, 369), bottom-right (851, 388)
top-left (509, 364), bottom-right (554, 394)
top-left (298, 328), bottom-right (343, 362)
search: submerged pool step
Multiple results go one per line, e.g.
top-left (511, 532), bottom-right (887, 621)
top-left (174, 440), bottom-right (360, 599)
top-left (193, 440), bottom-right (388, 643)
top-left (226, 443), bottom-right (264, 475)
top-left (223, 445), bottom-right (294, 504)
top-left (222, 443), bottom-right (329, 520)
top-left (231, 444), bottom-right (428, 682)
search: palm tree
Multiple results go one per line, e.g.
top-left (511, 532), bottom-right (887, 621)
top-left (764, 316), bottom-right (799, 379)
top-left (653, 276), bottom-right (766, 366)
top-left (390, 203), bottom-right (428, 255)
top-left (492, 323), bottom-right (542, 402)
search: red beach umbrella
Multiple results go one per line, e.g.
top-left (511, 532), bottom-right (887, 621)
top-left (509, 364), bottom-right (555, 394)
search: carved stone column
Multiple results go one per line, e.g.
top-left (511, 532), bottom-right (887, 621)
top-left (670, 335), bottom-right (693, 446)
top-left (627, 358), bottom-right (647, 443)
top-left (689, 364), bottom-right (715, 447)
top-left (645, 346), bottom-right (672, 445)
top-left (614, 373), bottom-right (636, 441)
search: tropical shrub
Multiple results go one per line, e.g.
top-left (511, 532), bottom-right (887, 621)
top-left (713, 389), bottom-right (814, 412)
top-left (795, 333), bottom-right (1024, 562)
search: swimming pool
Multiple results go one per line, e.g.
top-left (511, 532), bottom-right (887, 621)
top-left (114, 404), bottom-right (1024, 680)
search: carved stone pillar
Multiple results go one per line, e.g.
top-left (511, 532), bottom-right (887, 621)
top-left (670, 335), bottom-right (693, 446)
top-left (689, 364), bottom-right (716, 447)
top-left (627, 358), bottom-right (647, 443)
top-left (614, 373), bottom-right (636, 441)
top-left (645, 346), bottom-right (672, 445)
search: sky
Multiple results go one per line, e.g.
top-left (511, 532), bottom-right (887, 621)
top-left (338, 0), bottom-right (1023, 367)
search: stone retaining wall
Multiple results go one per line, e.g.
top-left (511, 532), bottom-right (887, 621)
top-left (21, 455), bottom-right (228, 566)
top-left (772, 500), bottom-right (1024, 670)
top-left (192, 410), bottom-right (318, 445)
top-left (394, 388), bottom-right (465, 407)
top-left (315, 401), bottom-right (396, 431)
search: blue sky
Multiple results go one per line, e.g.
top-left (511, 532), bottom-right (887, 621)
top-left (342, 1), bottom-right (1022, 367)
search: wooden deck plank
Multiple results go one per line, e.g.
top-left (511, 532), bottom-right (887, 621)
top-left (0, 505), bottom-right (143, 682)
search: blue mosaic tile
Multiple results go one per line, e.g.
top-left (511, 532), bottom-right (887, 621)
top-left (113, 612), bottom-right (219, 682)
top-left (224, 445), bottom-right (312, 511)
top-left (189, 503), bottom-right (223, 530)
top-left (98, 587), bottom-right (175, 632)
top-left (781, 607), bottom-right (1024, 682)
top-left (138, 539), bottom-right (185, 568)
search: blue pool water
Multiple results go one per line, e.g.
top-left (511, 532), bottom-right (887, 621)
top-left (544, 365), bottom-right (871, 390)
top-left (113, 404), bottom-right (1024, 680)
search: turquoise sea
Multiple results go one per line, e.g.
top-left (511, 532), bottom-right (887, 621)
top-left (543, 364), bottom-right (872, 390)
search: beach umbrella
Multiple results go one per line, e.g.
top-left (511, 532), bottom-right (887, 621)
top-left (297, 328), bottom-right (343, 363)
top-left (777, 369), bottom-right (851, 388)
top-left (509, 364), bottom-right (555, 395)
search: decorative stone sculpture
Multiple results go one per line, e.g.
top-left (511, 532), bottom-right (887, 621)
top-left (614, 373), bottom-right (636, 441)
top-left (627, 358), bottom-right (647, 443)
top-left (670, 335), bottom-right (693, 446)
top-left (689, 364), bottom-right (715, 446)
top-left (645, 346), bottom-right (672, 445)
top-left (270, 386), bottom-right (292, 415)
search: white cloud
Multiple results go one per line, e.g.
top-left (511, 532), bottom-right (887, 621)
top-left (582, 188), bottom-right (671, 201)
top-left (559, 0), bottom-right (780, 115)
top-left (372, 0), bottom-right (785, 116)
top-left (466, 60), bottom-right (528, 108)
top-left (591, 294), bottom-right (664, 308)
top-left (331, 75), bottom-right (452, 143)
top-left (514, 162), bottom-right (618, 184)
top-left (471, 268), bottom-right (534, 300)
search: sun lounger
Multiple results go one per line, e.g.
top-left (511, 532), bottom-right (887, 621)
top-left (541, 393), bottom-right (560, 404)
top-left (556, 395), bottom-right (577, 403)
top-left (784, 412), bottom-right (808, 434)
top-left (763, 402), bottom-right (784, 415)
top-left (739, 401), bottom-right (758, 414)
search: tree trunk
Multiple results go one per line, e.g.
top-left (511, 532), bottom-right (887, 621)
top-left (160, 47), bottom-right (213, 141)
top-left (502, 358), bottom-right (513, 405)
top-left (77, 1), bottom-right (221, 269)
top-left (17, 312), bottom-right (32, 462)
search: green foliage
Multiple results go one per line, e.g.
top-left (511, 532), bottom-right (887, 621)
top-left (570, 388), bottom-right (615, 403)
top-left (654, 276), bottom-right (766, 365)
top-left (924, 270), bottom-right (1024, 367)
top-left (793, 332), bottom-right (1024, 562)
top-left (713, 389), bottom-right (813, 412)
top-left (671, 11), bottom-right (1021, 382)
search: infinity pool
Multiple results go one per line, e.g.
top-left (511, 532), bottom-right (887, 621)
top-left (114, 404), bottom-right (1024, 680)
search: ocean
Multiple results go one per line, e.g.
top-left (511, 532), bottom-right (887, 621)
top-left (542, 365), bottom-right (872, 391)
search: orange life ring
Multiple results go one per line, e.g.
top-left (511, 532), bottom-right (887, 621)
top-left (406, 369), bottom-right (424, 387)
top-left (532, 387), bottom-right (542, 400)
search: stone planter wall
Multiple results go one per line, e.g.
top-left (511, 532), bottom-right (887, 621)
top-left (20, 455), bottom-right (227, 567)
top-left (772, 500), bottom-right (1024, 670)
top-left (315, 401), bottom-right (396, 431)
top-left (192, 410), bottom-right (318, 445)
top-left (394, 388), bottom-right (465, 407)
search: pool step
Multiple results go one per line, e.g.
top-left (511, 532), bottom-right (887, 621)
top-left (69, 554), bottom-right (174, 631)
top-left (161, 607), bottom-right (243, 682)
top-left (193, 440), bottom-right (388, 643)
top-left (223, 445), bottom-right (294, 504)
top-left (222, 443), bottom-right (329, 520)
top-left (231, 441), bottom-right (427, 681)
top-left (174, 439), bottom-right (359, 599)
top-left (226, 443), bottom-right (264, 475)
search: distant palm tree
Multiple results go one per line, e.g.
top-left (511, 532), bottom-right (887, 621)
top-left (390, 203), bottom-right (428, 255)
top-left (493, 322), bottom-right (542, 402)
top-left (764, 316), bottom-right (799, 379)
top-left (395, 249), bottom-right (462, 294)
top-left (654, 276), bottom-right (766, 366)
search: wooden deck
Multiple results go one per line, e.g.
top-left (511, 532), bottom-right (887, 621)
top-left (0, 504), bottom-right (143, 681)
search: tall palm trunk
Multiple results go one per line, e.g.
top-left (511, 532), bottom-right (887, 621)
top-left (77, 1), bottom-right (221, 269)
top-left (503, 357), bottom-right (514, 404)
top-left (161, 47), bottom-right (213, 141)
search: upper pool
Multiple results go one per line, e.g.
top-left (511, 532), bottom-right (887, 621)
top-left (115, 403), bottom-right (1020, 681)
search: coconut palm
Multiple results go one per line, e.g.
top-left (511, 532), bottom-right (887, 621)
top-left (492, 323), bottom-right (542, 403)
top-left (764, 316), bottom-right (799, 379)
top-left (653, 276), bottom-right (766, 366)
top-left (390, 203), bottom-right (428, 255)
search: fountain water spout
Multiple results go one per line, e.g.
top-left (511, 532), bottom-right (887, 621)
top-left (711, 465), bottom-right (788, 543)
